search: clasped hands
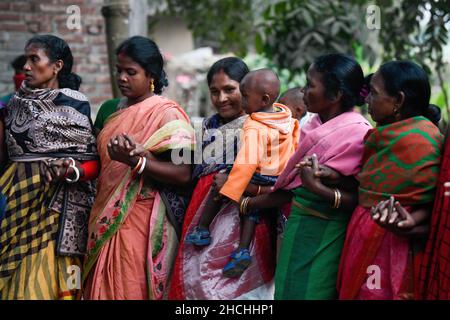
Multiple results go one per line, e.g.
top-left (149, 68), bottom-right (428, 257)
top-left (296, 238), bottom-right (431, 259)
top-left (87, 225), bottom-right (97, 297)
top-left (107, 133), bottom-right (154, 167)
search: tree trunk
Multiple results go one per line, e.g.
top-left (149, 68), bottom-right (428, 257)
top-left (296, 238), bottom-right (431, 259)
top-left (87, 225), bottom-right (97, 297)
top-left (102, 0), bottom-right (131, 98)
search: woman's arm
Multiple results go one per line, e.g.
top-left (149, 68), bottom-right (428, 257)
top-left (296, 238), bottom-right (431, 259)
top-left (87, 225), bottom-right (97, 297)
top-left (247, 189), bottom-right (293, 211)
top-left (109, 134), bottom-right (192, 188)
top-left (300, 155), bottom-right (359, 212)
top-left (137, 150), bottom-right (192, 187)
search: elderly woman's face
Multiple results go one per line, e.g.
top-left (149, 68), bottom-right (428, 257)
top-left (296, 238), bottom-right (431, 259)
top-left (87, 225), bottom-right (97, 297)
top-left (209, 70), bottom-right (244, 121)
top-left (23, 45), bottom-right (60, 89)
top-left (367, 71), bottom-right (398, 125)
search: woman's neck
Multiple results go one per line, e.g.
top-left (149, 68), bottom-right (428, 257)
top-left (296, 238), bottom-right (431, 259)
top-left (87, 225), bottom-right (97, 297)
top-left (34, 78), bottom-right (59, 90)
top-left (318, 104), bottom-right (346, 123)
top-left (222, 110), bottom-right (245, 123)
top-left (127, 92), bottom-right (154, 107)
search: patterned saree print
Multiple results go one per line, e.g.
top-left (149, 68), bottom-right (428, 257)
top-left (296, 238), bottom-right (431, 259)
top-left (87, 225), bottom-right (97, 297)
top-left (358, 116), bottom-right (443, 207)
top-left (192, 113), bottom-right (247, 179)
top-left (338, 116), bottom-right (443, 300)
top-left (0, 84), bottom-right (97, 295)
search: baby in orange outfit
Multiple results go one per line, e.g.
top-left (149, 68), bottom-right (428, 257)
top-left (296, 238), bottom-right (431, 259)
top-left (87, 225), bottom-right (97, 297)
top-left (186, 69), bottom-right (299, 277)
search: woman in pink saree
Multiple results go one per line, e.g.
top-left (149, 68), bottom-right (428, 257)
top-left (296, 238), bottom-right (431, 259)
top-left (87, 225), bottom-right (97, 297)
top-left (83, 37), bottom-right (195, 300)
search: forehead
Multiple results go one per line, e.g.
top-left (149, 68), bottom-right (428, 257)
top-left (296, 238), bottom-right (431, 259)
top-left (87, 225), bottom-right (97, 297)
top-left (210, 70), bottom-right (238, 87)
top-left (307, 65), bottom-right (322, 81)
top-left (24, 45), bottom-right (48, 59)
top-left (371, 72), bottom-right (385, 89)
top-left (116, 53), bottom-right (142, 69)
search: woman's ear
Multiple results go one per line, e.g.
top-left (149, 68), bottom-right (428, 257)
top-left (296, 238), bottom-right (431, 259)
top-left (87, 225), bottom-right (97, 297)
top-left (53, 60), bottom-right (63, 75)
top-left (396, 91), bottom-right (405, 108)
top-left (330, 90), bottom-right (343, 104)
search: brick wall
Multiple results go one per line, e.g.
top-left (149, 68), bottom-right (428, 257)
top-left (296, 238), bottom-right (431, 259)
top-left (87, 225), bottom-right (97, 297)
top-left (0, 0), bottom-right (112, 115)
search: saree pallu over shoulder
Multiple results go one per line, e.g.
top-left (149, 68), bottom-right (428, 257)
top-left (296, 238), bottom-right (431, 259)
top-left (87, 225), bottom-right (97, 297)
top-left (5, 83), bottom-right (97, 158)
top-left (358, 116), bottom-right (443, 207)
top-left (84, 95), bottom-right (195, 299)
top-left (192, 113), bottom-right (247, 179)
top-left (0, 84), bottom-right (97, 299)
top-left (274, 111), bottom-right (372, 191)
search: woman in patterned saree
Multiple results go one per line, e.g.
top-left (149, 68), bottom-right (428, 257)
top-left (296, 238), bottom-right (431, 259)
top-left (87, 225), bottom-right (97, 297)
top-left (0, 35), bottom-right (98, 300)
top-left (169, 57), bottom-right (277, 300)
top-left (338, 61), bottom-right (443, 300)
top-left (83, 36), bottom-right (195, 300)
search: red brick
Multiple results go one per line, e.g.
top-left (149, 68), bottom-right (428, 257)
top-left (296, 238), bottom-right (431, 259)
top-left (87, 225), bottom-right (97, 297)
top-left (10, 3), bottom-right (32, 12)
top-left (0, 14), bottom-right (22, 21)
top-left (2, 24), bottom-right (28, 32)
top-left (0, 3), bottom-right (10, 10)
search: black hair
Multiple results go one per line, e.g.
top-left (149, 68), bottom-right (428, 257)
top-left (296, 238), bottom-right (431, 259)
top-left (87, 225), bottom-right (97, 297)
top-left (11, 55), bottom-right (26, 73)
top-left (116, 36), bottom-right (168, 94)
top-left (378, 60), bottom-right (436, 123)
top-left (26, 34), bottom-right (81, 90)
top-left (207, 57), bottom-right (249, 87)
top-left (424, 104), bottom-right (441, 127)
top-left (312, 53), bottom-right (365, 111)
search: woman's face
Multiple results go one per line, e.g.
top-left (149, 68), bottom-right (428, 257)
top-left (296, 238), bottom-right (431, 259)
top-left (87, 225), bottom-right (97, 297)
top-left (209, 70), bottom-right (244, 121)
top-left (367, 71), bottom-right (398, 125)
top-left (23, 45), bottom-right (61, 89)
top-left (116, 53), bottom-right (152, 99)
top-left (302, 65), bottom-right (331, 114)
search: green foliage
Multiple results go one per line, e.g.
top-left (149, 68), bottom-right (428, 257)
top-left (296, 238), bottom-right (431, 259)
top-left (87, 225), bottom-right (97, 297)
top-left (165, 0), bottom-right (254, 56)
top-left (164, 0), bottom-right (450, 120)
top-left (244, 54), bottom-right (305, 94)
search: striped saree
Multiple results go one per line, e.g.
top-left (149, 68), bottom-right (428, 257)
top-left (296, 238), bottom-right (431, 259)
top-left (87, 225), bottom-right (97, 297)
top-left (0, 84), bottom-right (97, 300)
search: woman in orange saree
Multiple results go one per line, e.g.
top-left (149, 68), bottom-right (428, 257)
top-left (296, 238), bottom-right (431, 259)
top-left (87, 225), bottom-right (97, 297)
top-left (83, 36), bottom-right (195, 300)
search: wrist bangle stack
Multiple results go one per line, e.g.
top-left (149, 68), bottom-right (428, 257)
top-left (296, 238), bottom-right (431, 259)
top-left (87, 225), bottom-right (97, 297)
top-left (332, 188), bottom-right (342, 209)
top-left (65, 157), bottom-right (80, 184)
top-left (131, 156), bottom-right (147, 177)
top-left (240, 197), bottom-right (251, 215)
top-left (137, 156), bottom-right (147, 175)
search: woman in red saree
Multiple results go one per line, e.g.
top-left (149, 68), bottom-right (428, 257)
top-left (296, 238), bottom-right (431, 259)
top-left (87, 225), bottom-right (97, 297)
top-left (338, 61), bottom-right (443, 300)
top-left (418, 127), bottom-right (450, 300)
top-left (83, 37), bottom-right (194, 300)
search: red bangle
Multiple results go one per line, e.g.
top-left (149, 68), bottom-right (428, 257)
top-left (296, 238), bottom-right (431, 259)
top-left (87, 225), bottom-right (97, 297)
top-left (80, 160), bottom-right (99, 181)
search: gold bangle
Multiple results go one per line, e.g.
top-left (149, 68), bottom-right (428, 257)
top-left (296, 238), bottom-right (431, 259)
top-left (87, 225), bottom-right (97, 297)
top-left (240, 197), bottom-right (250, 215)
top-left (244, 197), bottom-right (251, 215)
top-left (131, 156), bottom-right (143, 175)
top-left (332, 188), bottom-right (338, 209)
top-left (336, 189), bottom-right (342, 209)
top-left (256, 185), bottom-right (262, 196)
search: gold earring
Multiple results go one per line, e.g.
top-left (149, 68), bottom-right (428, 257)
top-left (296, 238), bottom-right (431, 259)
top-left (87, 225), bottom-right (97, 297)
top-left (150, 80), bottom-right (154, 93)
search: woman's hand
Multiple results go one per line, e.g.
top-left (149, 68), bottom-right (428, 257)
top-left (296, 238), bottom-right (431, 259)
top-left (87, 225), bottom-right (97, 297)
top-left (370, 196), bottom-right (418, 234)
top-left (296, 154), bottom-right (342, 187)
top-left (299, 154), bottom-right (323, 193)
top-left (212, 171), bottom-right (229, 191)
top-left (107, 133), bottom-right (140, 166)
top-left (40, 158), bottom-right (73, 184)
